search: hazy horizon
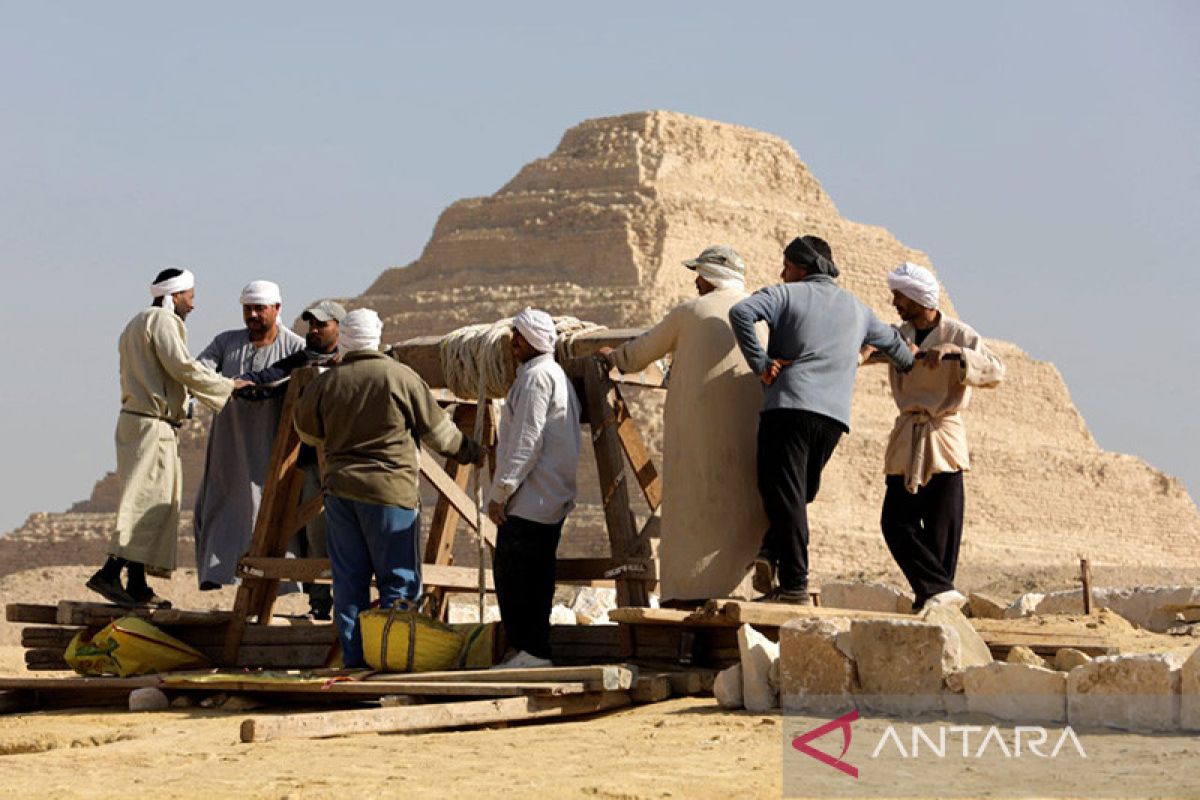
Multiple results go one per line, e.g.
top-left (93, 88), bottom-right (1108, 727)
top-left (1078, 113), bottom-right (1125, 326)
top-left (0, 2), bottom-right (1196, 535)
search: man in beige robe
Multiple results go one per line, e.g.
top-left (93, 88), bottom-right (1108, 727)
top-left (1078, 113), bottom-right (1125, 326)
top-left (87, 268), bottom-right (237, 608)
top-left (598, 245), bottom-right (766, 605)
top-left (870, 261), bottom-right (1005, 610)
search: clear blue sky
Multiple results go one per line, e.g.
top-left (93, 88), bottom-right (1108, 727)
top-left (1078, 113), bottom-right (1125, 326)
top-left (1, 1), bottom-right (1197, 534)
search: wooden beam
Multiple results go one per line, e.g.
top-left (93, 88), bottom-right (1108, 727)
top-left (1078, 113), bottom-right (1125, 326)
top-left (630, 675), bottom-right (672, 704)
top-left (56, 601), bottom-right (232, 627)
top-left (424, 404), bottom-right (479, 567)
top-left (583, 359), bottom-right (651, 608)
top-left (611, 382), bottom-right (662, 511)
top-left (239, 690), bottom-right (631, 742)
top-left (239, 557), bottom-right (496, 592)
top-left (419, 456), bottom-right (495, 547)
top-left (361, 664), bottom-right (634, 690)
top-left (5, 603), bottom-right (60, 624)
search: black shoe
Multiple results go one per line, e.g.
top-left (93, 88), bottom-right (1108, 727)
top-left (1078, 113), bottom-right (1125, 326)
top-left (308, 607), bottom-right (332, 621)
top-left (199, 581), bottom-right (222, 591)
top-left (754, 587), bottom-right (812, 606)
top-left (128, 588), bottom-right (173, 610)
top-left (750, 557), bottom-right (776, 596)
top-left (86, 573), bottom-right (137, 607)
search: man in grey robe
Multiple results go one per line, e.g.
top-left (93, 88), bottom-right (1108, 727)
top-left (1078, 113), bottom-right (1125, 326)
top-left (193, 280), bottom-right (305, 589)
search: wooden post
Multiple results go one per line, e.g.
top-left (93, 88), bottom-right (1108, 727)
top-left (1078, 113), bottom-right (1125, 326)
top-left (583, 358), bottom-right (651, 607)
top-left (223, 368), bottom-right (317, 664)
top-left (1080, 558), bottom-right (1094, 615)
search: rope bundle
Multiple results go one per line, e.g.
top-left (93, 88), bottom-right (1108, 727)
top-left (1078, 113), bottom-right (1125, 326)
top-left (438, 316), bottom-right (606, 400)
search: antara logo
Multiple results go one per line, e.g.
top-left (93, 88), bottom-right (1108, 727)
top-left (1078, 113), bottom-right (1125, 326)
top-left (791, 711), bottom-right (1088, 780)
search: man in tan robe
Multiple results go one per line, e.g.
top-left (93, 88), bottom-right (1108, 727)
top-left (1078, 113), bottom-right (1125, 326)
top-left (598, 245), bottom-right (766, 605)
top-left (87, 268), bottom-right (237, 608)
top-left (871, 261), bottom-right (1005, 610)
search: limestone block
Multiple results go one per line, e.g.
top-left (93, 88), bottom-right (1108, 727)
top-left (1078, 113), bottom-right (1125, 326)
top-left (549, 604), bottom-right (577, 626)
top-left (968, 592), bottom-right (1008, 620)
top-left (1054, 648), bottom-right (1092, 672)
top-left (1181, 645), bottom-right (1200, 731)
top-left (779, 617), bottom-right (857, 714)
top-left (848, 619), bottom-right (953, 714)
top-left (1067, 652), bottom-right (1187, 732)
top-left (739, 624), bottom-right (780, 713)
top-left (714, 663), bottom-right (744, 709)
top-left (962, 662), bottom-right (1067, 723)
top-left (1006, 645), bottom-right (1049, 669)
top-left (1036, 586), bottom-right (1200, 632)
top-left (1004, 592), bottom-right (1044, 619)
top-left (820, 581), bottom-right (913, 614)
top-left (570, 586), bottom-right (617, 625)
top-left (920, 604), bottom-right (992, 668)
top-left (446, 600), bottom-right (502, 624)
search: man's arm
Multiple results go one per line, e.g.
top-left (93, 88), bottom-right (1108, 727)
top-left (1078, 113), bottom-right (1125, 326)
top-left (150, 314), bottom-right (234, 411)
top-left (605, 306), bottom-right (681, 373)
top-left (239, 349), bottom-right (309, 385)
top-left (488, 372), bottom-right (551, 509)
top-left (196, 333), bottom-right (223, 373)
top-left (863, 314), bottom-right (915, 372)
top-left (933, 326), bottom-right (1004, 387)
top-left (728, 288), bottom-right (781, 376)
top-left (403, 369), bottom-right (480, 464)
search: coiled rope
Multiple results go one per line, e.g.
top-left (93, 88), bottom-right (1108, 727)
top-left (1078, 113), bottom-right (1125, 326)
top-left (438, 315), bottom-right (607, 400)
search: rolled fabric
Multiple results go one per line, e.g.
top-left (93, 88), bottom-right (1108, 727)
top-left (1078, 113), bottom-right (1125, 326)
top-left (339, 308), bottom-right (384, 354)
top-left (683, 245), bottom-right (746, 290)
top-left (886, 261), bottom-right (940, 310)
top-left (783, 237), bottom-right (840, 279)
top-left (696, 262), bottom-right (745, 291)
top-left (239, 280), bottom-right (282, 307)
top-left (512, 307), bottom-right (557, 354)
top-left (149, 268), bottom-right (195, 302)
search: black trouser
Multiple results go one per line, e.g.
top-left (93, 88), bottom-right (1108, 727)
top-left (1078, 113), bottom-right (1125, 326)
top-left (881, 471), bottom-right (964, 606)
top-left (494, 515), bottom-right (563, 660)
top-left (756, 409), bottom-right (845, 593)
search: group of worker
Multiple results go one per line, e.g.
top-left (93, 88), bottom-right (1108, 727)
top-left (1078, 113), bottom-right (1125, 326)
top-left (90, 234), bottom-right (1003, 669)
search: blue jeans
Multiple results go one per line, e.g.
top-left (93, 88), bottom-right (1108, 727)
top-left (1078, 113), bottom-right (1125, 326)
top-left (324, 494), bottom-right (422, 668)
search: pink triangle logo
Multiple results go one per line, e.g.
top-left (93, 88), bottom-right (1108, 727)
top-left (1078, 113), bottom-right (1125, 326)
top-left (791, 709), bottom-right (859, 779)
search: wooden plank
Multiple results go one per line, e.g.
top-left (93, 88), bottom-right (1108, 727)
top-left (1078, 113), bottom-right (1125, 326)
top-left (0, 676), bottom-right (161, 691)
top-left (240, 690), bottom-right (632, 742)
top-left (238, 558), bottom-right (496, 592)
top-left (583, 359), bottom-right (650, 608)
top-left (631, 674), bottom-right (672, 704)
top-left (424, 404), bottom-right (480, 566)
top-left (6, 603), bottom-right (60, 624)
top-left (20, 626), bottom-right (84, 648)
top-left (56, 601), bottom-right (232, 627)
top-left (554, 558), bottom-right (655, 583)
top-left (714, 600), bottom-right (911, 626)
top-left (160, 675), bottom-right (594, 698)
top-left (0, 690), bottom-right (35, 714)
top-left (610, 381), bottom-right (662, 511)
top-left (419, 456), bottom-right (495, 546)
top-left (363, 664), bottom-right (634, 691)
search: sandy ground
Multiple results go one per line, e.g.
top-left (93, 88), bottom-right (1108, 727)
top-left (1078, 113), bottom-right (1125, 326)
top-left (4, 565), bottom-right (1200, 798)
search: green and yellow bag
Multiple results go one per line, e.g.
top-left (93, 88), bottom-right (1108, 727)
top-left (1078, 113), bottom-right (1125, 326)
top-left (359, 597), bottom-right (464, 673)
top-left (65, 616), bottom-right (209, 677)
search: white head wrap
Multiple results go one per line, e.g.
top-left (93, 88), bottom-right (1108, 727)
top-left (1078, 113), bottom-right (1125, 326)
top-left (887, 262), bottom-right (940, 310)
top-left (338, 308), bottom-right (384, 354)
top-left (149, 268), bottom-right (195, 310)
top-left (512, 307), bottom-right (557, 354)
top-left (695, 262), bottom-right (745, 291)
top-left (239, 280), bottom-right (282, 307)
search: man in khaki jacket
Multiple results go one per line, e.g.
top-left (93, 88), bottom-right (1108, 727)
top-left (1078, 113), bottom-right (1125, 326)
top-left (294, 308), bottom-right (483, 668)
top-left (872, 262), bottom-right (1005, 611)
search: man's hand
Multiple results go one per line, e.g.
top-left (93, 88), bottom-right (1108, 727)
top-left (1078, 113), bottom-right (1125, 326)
top-left (760, 358), bottom-right (792, 386)
top-left (232, 378), bottom-right (254, 391)
top-left (594, 346), bottom-right (615, 370)
top-left (487, 500), bottom-right (507, 526)
top-left (923, 342), bottom-right (961, 368)
top-left (858, 345), bottom-right (877, 366)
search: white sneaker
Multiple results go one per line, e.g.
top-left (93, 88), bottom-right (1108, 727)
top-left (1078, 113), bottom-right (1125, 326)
top-left (925, 589), bottom-right (968, 609)
top-left (492, 650), bottom-right (553, 669)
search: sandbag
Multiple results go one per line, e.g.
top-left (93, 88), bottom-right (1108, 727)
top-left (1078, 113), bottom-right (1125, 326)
top-left (65, 617), bottom-right (208, 677)
top-left (359, 599), bottom-right (464, 673)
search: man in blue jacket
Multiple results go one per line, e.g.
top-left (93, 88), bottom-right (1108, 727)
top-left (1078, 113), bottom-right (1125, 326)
top-left (729, 237), bottom-right (915, 604)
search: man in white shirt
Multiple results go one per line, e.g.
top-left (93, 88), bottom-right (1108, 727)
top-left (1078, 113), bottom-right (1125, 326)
top-left (487, 307), bottom-right (582, 668)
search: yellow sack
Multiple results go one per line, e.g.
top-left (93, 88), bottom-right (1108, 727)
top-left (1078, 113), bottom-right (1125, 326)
top-left (65, 617), bottom-right (209, 677)
top-left (451, 622), bottom-right (500, 669)
top-left (359, 600), bottom-right (464, 673)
